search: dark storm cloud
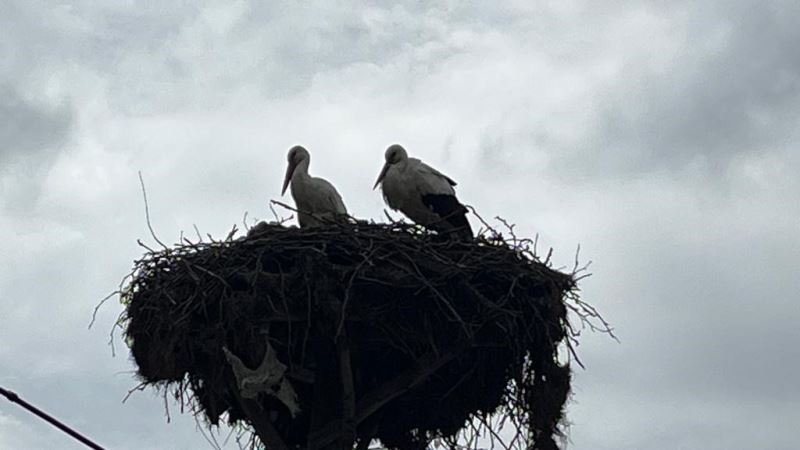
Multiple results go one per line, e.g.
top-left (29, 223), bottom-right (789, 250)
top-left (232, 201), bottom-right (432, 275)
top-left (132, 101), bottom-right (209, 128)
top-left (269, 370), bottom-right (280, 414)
top-left (581, 1), bottom-right (800, 175)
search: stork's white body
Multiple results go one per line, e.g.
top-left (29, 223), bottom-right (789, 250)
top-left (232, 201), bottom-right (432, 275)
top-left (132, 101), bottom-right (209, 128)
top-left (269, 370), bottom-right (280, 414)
top-left (375, 145), bottom-right (472, 238)
top-left (282, 146), bottom-right (347, 228)
top-left (289, 170), bottom-right (347, 228)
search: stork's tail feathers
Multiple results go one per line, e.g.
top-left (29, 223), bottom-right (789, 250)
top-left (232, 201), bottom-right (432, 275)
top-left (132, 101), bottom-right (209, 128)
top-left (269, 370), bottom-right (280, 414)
top-left (421, 194), bottom-right (474, 240)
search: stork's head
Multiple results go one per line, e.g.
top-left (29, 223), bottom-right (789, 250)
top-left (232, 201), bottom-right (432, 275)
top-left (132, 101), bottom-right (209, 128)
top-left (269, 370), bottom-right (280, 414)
top-left (385, 144), bottom-right (408, 164)
top-left (373, 144), bottom-right (408, 189)
top-left (282, 145), bottom-right (310, 195)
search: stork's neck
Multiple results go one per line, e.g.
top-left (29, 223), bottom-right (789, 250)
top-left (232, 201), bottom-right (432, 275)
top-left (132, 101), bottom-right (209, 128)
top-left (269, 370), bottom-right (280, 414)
top-left (293, 158), bottom-right (311, 180)
top-left (394, 158), bottom-right (409, 171)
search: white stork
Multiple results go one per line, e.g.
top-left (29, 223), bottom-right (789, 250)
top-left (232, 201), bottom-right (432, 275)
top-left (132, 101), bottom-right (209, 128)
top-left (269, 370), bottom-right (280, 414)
top-left (281, 145), bottom-right (348, 228)
top-left (374, 144), bottom-right (473, 239)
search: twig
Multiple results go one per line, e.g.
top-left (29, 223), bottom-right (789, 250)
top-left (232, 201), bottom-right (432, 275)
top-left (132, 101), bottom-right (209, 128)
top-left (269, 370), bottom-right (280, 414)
top-left (88, 289), bottom-right (119, 330)
top-left (138, 171), bottom-right (168, 250)
top-left (122, 382), bottom-right (147, 403)
top-left (271, 199), bottom-right (359, 226)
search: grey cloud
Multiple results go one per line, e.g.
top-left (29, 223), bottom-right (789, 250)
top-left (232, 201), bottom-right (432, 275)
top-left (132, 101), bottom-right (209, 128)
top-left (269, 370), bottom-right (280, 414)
top-left (0, 86), bottom-right (72, 160)
top-left (0, 86), bottom-right (73, 211)
top-left (104, 1), bottom-right (526, 111)
top-left (0, 1), bottom-right (539, 116)
top-left (0, 1), bottom-right (200, 74)
top-left (1, 1), bottom-right (202, 116)
top-left (213, 2), bottom-right (469, 97)
top-left (556, 172), bottom-right (800, 449)
top-left (470, 1), bottom-right (800, 180)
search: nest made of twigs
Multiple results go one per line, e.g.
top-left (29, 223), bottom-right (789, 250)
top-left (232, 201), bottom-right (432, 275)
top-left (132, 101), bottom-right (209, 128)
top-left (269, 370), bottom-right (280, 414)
top-left (119, 220), bottom-right (599, 450)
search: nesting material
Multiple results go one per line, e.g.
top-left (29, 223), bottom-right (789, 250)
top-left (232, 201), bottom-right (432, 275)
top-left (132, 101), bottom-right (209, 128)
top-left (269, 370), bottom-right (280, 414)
top-left (223, 341), bottom-right (299, 416)
top-left (121, 221), bottom-right (589, 450)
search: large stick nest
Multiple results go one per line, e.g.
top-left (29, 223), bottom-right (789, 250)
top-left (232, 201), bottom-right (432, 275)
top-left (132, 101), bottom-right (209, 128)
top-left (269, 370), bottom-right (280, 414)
top-left (119, 221), bottom-right (598, 450)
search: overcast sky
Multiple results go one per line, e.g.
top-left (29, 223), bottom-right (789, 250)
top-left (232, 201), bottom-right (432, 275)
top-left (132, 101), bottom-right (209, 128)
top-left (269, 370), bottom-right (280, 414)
top-left (1, 1), bottom-right (798, 449)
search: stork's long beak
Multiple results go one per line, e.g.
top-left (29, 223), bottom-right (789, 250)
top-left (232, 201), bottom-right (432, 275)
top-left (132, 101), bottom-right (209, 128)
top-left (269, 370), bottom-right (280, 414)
top-left (373, 163), bottom-right (389, 190)
top-left (281, 161), bottom-right (297, 195)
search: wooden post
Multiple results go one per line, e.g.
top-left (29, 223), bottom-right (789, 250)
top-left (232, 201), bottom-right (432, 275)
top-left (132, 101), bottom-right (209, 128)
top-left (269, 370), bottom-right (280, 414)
top-left (337, 331), bottom-right (356, 450)
top-left (238, 397), bottom-right (289, 450)
top-left (307, 335), bottom-right (341, 450)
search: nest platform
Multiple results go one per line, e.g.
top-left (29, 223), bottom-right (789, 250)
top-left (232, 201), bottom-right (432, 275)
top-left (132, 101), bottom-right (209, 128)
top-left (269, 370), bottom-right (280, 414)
top-left (121, 221), bottom-right (584, 450)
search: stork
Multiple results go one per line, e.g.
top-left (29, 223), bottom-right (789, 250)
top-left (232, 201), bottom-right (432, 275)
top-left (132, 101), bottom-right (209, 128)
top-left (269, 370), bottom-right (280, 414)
top-left (281, 145), bottom-right (348, 228)
top-left (374, 144), bottom-right (473, 239)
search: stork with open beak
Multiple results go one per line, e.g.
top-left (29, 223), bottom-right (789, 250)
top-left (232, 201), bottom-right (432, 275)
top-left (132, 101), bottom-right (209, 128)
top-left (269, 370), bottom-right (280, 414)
top-left (374, 144), bottom-right (473, 239)
top-left (282, 145), bottom-right (348, 228)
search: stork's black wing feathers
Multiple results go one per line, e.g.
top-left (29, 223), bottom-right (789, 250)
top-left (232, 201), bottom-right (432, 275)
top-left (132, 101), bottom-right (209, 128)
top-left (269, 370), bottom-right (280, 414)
top-left (417, 161), bottom-right (457, 186)
top-left (421, 194), bottom-right (473, 239)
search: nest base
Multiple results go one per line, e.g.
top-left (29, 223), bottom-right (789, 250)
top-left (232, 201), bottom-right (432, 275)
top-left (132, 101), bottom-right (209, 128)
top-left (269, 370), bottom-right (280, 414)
top-left (122, 222), bottom-right (578, 450)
